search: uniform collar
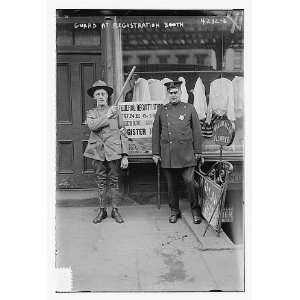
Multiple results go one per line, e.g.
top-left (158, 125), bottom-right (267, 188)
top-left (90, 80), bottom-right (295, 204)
top-left (165, 101), bottom-right (183, 108)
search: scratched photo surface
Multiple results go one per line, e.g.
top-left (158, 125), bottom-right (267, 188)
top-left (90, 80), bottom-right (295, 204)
top-left (56, 9), bottom-right (244, 293)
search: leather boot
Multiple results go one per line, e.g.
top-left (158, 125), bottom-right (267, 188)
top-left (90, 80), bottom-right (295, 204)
top-left (192, 214), bottom-right (202, 224)
top-left (192, 208), bottom-right (202, 224)
top-left (92, 208), bottom-right (107, 224)
top-left (169, 211), bottom-right (181, 223)
top-left (111, 208), bottom-right (124, 223)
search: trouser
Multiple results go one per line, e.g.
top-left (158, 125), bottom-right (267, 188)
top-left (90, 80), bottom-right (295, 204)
top-left (92, 159), bottom-right (121, 208)
top-left (163, 166), bottom-right (201, 216)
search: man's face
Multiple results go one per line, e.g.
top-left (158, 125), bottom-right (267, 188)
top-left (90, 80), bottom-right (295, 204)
top-left (167, 87), bottom-right (181, 104)
top-left (93, 89), bottom-right (109, 106)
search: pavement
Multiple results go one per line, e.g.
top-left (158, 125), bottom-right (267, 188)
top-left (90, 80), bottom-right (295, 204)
top-left (55, 203), bottom-right (244, 292)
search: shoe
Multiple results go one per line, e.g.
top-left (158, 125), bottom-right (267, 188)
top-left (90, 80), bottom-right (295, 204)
top-left (92, 208), bottom-right (107, 224)
top-left (169, 212), bottom-right (181, 223)
top-left (111, 208), bottom-right (124, 223)
top-left (192, 214), bottom-right (202, 224)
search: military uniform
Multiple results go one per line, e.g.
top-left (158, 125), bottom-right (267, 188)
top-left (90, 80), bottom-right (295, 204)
top-left (84, 106), bottom-right (128, 161)
top-left (152, 101), bottom-right (203, 216)
top-left (84, 106), bottom-right (128, 209)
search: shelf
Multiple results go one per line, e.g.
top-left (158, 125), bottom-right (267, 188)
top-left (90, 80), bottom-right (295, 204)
top-left (128, 153), bottom-right (244, 164)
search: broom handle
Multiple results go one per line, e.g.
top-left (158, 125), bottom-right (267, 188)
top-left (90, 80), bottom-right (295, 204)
top-left (114, 66), bottom-right (136, 105)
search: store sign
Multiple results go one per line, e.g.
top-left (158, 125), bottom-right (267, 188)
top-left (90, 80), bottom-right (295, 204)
top-left (118, 102), bottom-right (163, 138)
top-left (199, 175), bottom-right (224, 230)
top-left (118, 101), bottom-right (163, 155)
top-left (212, 118), bottom-right (235, 146)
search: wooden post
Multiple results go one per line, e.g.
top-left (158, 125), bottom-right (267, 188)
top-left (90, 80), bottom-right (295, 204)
top-left (157, 161), bottom-right (161, 209)
top-left (112, 16), bottom-right (124, 103)
top-left (101, 17), bottom-right (114, 89)
top-left (100, 16), bottom-right (124, 102)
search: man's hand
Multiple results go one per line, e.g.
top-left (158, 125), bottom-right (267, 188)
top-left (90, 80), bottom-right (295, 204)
top-left (152, 155), bottom-right (161, 165)
top-left (121, 156), bottom-right (128, 169)
top-left (120, 127), bottom-right (128, 138)
top-left (107, 105), bottom-right (118, 119)
top-left (195, 153), bottom-right (204, 165)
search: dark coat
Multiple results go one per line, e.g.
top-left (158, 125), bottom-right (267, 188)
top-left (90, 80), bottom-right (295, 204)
top-left (152, 102), bottom-right (202, 168)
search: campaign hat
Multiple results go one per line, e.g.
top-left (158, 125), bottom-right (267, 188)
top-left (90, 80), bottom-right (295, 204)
top-left (87, 80), bottom-right (114, 98)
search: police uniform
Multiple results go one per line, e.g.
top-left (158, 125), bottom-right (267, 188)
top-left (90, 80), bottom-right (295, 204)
top-left (152, 94), bottom-right (203, 219)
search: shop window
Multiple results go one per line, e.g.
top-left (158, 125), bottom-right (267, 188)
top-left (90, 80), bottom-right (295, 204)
top-left (119, 13), bottom-right (243, 155)
top-left (223, 48), bottom-right (243, 71)
top-left (138, 55), bottom-right (150, 65)
top-left (195, 54), bottom-right (207, 65)
top-left (222, 32), bottom-right (244, 71)
top-left (176, 55), bottom-right (189, 64)
top-left (157, 55), bottom-right (169, 64)
top-left (120, 14), bottom-right (242, 73)
top-left (123, 55), bottom-right (131, 65)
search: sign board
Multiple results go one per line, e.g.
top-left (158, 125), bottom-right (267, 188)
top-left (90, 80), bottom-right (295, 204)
top-left (199, 174), bottom-right (224, 231)
top-left (118, 101), bottom-right (163, 155)
top-left (212, 118), bottom-right (235, 146)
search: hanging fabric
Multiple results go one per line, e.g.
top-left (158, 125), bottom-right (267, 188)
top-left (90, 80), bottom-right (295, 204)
top-left (160, 77), bottom-right (172, 105)
top-left (132, 78), bottom-right (151, 102)
top-left (209, 49), bottom-right (217, 70)
top-left (206, 77), bottom-right (235, 123)
top-left (200, 114), bottom-right (219, 139)
top-left (200, 120), bottom-right (213, 138)
top-left (232, 76), bottom-right (244, 118)
top-left (178, 76), bottom-right (188, 103)
top-left (193, 76), bottom-right (207, 120)
top-left (124, 74), bottom-right (139, 102)
top-left (224, 48), bottom-right (235, 71)
top-left (148, 79), bottom-right (165, 102)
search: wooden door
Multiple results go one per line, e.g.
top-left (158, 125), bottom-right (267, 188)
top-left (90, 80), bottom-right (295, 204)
top-left (57, 54), bottom-right (102, 189)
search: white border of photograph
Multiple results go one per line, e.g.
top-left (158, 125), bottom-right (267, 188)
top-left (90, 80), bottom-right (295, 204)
top-left (48, 1), bottom-right (251, 300)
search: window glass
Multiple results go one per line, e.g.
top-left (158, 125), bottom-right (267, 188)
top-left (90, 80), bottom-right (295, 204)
top-left (119, 12), bottom-right (244, 155)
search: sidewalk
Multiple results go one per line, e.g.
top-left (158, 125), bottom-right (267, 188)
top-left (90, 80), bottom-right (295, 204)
top-left (55, 204), bottom-right (244, 292)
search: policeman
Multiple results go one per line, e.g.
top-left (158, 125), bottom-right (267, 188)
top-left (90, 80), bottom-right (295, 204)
top-left (152, 80), bottom-right (204, 224)
top-left (84, 80), bottom-right (129, 224)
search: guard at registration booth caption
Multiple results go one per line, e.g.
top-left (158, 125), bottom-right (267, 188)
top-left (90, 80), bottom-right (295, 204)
top-left (83, 80), bottom-right (129, 224)
top-left (152, 79), bottom-right (205, 224)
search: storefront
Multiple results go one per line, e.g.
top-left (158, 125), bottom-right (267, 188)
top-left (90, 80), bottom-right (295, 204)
top-left (56, 10), bottom-right (244, 243)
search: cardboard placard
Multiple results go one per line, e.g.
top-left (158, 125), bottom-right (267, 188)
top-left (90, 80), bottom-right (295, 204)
top-left (118, 101), bottom-right (163, 154)
top-left (199, 174), bottom-right (224, 231)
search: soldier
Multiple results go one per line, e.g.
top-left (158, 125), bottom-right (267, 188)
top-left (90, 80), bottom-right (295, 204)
top-left (152, 80), bottom-right (204, 224)
top-left (84, 80), bottom-right (129, 224)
